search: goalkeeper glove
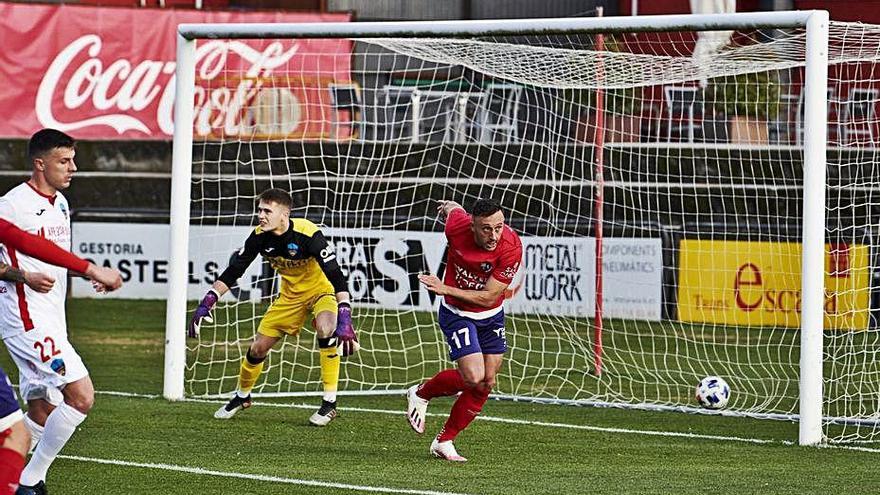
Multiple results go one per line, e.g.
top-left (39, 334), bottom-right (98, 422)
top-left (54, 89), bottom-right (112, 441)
top-left (335, 301), bottom-right (359, 357)
top-left (188, 289), bottom-right (219, 338)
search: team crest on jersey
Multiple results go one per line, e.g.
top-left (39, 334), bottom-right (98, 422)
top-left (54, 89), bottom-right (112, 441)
top-left (50, 358), bottom-right (66, 376)
top-left (59, 202), bottom-right (68, 220)
top-left (287, 242), bottom-right (299, 256)
top-left (480, 262), bottom-right (493, 272)
top-left (500, 262), bottom-right (520, 280)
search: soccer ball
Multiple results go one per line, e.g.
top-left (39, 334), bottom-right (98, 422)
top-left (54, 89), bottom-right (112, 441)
top-left (695, 376), bottom-right (731, 409)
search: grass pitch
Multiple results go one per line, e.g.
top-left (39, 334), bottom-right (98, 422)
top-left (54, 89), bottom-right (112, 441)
top-left (1, 299), bottom-right (877, 495)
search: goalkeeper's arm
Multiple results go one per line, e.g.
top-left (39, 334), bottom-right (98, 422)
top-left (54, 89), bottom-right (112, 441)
top-left (307, 230), bottom-right (358, 356)
top-left (306, 229), bottom-right (349, 297)
top-left (215, 232), bottom-right (261, 292)
top-left (188, 233), bottom-right (260, 337)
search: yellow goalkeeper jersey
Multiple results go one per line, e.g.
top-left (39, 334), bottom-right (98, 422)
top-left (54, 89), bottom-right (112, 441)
top-left (217, 218), bottom-right (346, 298)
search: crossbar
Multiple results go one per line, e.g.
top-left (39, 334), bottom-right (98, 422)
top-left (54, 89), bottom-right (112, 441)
top-left (179, 11), bottom-right (816, 40)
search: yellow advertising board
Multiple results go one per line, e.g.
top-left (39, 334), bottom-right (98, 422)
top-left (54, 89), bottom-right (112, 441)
top-left (677, 240), bottom-right (870, 329)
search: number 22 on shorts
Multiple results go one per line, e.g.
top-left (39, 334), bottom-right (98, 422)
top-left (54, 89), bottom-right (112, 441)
top-left (33, 336), bottom-right (61, 362)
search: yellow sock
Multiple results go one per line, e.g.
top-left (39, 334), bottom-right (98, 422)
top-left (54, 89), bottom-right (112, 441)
top-left (238, 353), bottom-right (265, 395)
top-left (318, 338), bottom-right (340, 402)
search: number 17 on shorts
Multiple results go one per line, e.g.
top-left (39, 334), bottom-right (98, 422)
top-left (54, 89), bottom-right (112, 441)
top-left (438, 305), bottom-right (507, 361)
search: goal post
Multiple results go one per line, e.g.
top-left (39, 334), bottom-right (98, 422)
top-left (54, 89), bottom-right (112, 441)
top-left (799, 10), bottom-right (829, 448)
top-left (164, 32), bottom-right (197, 402)
top-left (165, 11), bottom-right (842, 447)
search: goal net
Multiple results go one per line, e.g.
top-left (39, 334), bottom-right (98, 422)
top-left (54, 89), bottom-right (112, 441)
top-left (167, 13), bottom-right (880, 446)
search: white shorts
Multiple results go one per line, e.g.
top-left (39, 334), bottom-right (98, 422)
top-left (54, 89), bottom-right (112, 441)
top-left (3, 327), bottom-right (89, 406)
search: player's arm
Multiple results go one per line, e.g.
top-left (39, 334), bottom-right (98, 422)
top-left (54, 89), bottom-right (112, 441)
top-left (188, 232), bottom-right (260, 338)
top-left (0, 218), bottom-right (122, 292)
top-left (436, 200), bottom-right (465, 222)
top-left (307, 230), bottom-right (359, 356)
top-left (418, 274), bottom-right (509, 308)
top-left (83, 264), bottom-right (124, 292)
top-left (0, 217), bottom-right (69, 292)
top-left (0, 261), bottom-right (53, 293)
top-left (307, 230), bottom-right (349, 302)
top-left (0, 262), bottom-right (24, 283)
top-left (420, 238), bottom-right (522, 308)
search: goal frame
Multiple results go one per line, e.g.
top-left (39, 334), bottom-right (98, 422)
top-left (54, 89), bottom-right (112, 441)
top-left (164, 11), bottom-right (830, 446)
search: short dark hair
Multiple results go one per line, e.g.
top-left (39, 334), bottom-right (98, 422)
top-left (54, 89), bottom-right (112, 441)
top-left (257, 188), bottom-right (293, 210)
top-left (469, 198), bottom-right (503, 219)
top-left (28, 129), bottom-right (75, 161)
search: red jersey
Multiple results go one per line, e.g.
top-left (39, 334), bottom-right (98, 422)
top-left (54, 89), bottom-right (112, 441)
top-left (442, 207), bottom-right (522, 316)
top-left (0, 218), bottom-right (88, 274)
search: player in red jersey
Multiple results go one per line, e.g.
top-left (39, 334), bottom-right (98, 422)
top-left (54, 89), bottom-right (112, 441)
top-left (407, 198), bottom-right (522, 462)
top-left (0, 217), bottom-right (121, 495)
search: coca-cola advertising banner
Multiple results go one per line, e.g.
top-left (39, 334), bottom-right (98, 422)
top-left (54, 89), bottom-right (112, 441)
top-left (0, 4), bottom-right (351, 140)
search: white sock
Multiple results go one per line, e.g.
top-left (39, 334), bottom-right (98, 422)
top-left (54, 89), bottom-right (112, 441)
top-left (23, 415), bottom-right (44, 453)
top-left (323, 392), bottom-right (337, 403)
top-left (19, 402), bottom-right (86, 486)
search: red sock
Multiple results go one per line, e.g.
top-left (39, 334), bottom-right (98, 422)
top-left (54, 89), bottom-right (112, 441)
top-left (0, 447), bottom-right (25, 495)
top-left (417, 369), bottom-right (465, 400)
top-left (436, 385), bottom-right (491, 443)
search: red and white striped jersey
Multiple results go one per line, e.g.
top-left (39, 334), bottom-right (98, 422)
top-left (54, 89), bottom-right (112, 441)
top-left (0, 182), bottom-right (72, 338)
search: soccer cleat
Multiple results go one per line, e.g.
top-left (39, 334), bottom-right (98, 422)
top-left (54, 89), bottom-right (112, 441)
top-left (430, 438), bottom-right (467, 462)
top-left (15, 481), bottom-right (47, 495)
top-left (214, 393), bottom-right (252, 419)
top-left (406, 384), bottom-right (429, 434)
top-left (308, 399), bottom-right (338, 426)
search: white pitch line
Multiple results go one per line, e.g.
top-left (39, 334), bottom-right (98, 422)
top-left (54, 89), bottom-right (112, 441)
top-left (67, 390), bottom-right (880, 451)
top-left (95, 390), bottom-right (880, 452)
top-left (57, 454), bottom-right (476, 495)
top-left (96, 390), bottom-right (161, 399)
top-left (476, 415), bottom-right (792, 445)
top-left (819, 444), bottom-right (880, 454)
top-left (100, 390), bottom-right (790, 447)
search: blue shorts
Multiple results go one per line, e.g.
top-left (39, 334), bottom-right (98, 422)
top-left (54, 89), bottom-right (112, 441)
top-left (0, 366), bottom-right (22, 429)
top-left (438, 304), bottom-right (507, 361)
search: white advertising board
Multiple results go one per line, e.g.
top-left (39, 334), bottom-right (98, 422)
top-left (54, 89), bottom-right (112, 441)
top-left (71, 223), bottom-right (661, 319)
top-left (507, 237), bottom-right (662, 320)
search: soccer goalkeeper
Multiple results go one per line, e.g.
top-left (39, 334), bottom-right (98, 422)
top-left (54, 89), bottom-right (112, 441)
top-left (188, 188), bottom-right (357, 426)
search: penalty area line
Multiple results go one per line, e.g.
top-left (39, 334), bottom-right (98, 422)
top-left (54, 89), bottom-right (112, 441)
top-left (57, 454), bottom-right (476, 495)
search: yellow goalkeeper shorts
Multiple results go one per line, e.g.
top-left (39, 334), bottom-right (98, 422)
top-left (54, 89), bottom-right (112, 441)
top-left (257, 290), bottom-right (338, 338)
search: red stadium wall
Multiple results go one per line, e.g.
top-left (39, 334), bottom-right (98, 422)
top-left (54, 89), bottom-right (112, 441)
top-left (33, 0), bottom-right (232, 7)
top-left (28, 0), bottom-right (328, 10)
top-left (609, 0), bottom-right (879, 146)
top-left (617, 0), bottom-right (760, 16)
top-left (616, 0), bottom-right (879, 19)
top-left (795, 0), bottom-right (880, 23)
